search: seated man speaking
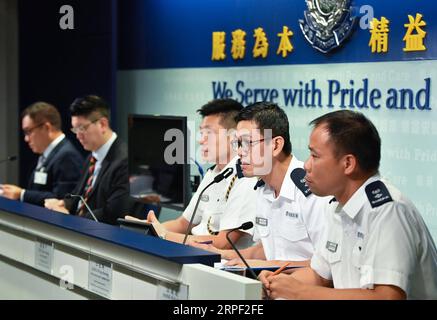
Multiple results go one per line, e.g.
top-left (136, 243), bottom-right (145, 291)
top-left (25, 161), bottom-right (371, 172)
top-left (127, 99), bottom-right (258, 249)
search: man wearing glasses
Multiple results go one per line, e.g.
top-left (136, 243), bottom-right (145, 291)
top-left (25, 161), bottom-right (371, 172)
top-left (45, 95), bottom-right (130, 225)
top-left (0, 102), bottom-right (83, 206)
top-left (194, 102), bottom-right (328, 268)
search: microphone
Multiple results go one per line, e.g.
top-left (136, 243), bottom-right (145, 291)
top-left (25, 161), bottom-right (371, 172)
top-left (225, 222), bottom-right (258, 279)
top-left (65, 193), bottom-right (99, 222)
top-left (0, 155), bottom-right (17, 164)
top-left (182, 167), bottom-right (234, 244)
top-left (225, 222), bottom-right (270, 299)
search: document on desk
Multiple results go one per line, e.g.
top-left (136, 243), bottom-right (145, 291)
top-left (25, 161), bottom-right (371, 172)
top-left (215, 259), bottom-right (303, 273)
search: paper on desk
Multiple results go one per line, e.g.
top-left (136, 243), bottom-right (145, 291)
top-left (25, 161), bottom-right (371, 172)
top-left (214, 259), bottom-right (245, 271)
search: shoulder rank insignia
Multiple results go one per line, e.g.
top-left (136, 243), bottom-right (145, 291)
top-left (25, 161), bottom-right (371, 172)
top-left (329, 197), bottom-right (337, 204)
top-left (365, 180), bottom-right (393, 208)
top-left (254, 178), bottom-right (265, 190)
top-left (236, 158), bottom-right (244, 179)
top-left (290, 168), bottom-right (312, 197)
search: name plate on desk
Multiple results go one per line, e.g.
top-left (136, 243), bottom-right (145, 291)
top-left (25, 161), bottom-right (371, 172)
top-left (88, 256), bottom-right (113, 299)
top-left (34, 238), bottom-right (54, 274)
top-left (157, 281), bottom-right (189, 300)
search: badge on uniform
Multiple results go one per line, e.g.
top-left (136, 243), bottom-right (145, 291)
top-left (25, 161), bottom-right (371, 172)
top-left (365, 180), bottom-right (393, 208)
top-left (290, 168), bottom-right (312, 197)
top-left (34, 171), bottom-right (48, 185)
top-left (200, 194), bottom-right (209, 202)
top-left (286, 211), bottom-right (299, 219)
top-left (256, 217), bottom-right (268, 227)
top-left (326, 241), bottom-right (338, 253)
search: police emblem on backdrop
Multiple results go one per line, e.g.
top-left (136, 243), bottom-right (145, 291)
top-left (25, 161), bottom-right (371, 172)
top-left (299, 0), bottom-right (356, 53)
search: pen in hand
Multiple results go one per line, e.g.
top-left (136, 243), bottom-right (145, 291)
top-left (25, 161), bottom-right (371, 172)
top-left (195, 240), bottom-right (213, 245)
top-left (272, 262), bottom-right (291, 276)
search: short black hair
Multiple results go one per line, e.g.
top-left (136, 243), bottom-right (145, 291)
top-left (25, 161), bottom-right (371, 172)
top-left (235, 102), bottom-right (292, 156)
top-left (310, 110), bottom-right (381, 174)
top-left (22, 102), bottom-right (62, 131)
top-left (70, 95), bottom-right (110, 121)
top-left (197, 99), bottom-right (243, 129)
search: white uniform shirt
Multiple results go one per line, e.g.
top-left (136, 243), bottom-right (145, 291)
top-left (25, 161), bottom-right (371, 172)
top-left (182, 156), bottom-right (258, 248)
top-left (253, 156), bottom-right (328, 261)
top-left (311, 175), bottom-right (437, 299)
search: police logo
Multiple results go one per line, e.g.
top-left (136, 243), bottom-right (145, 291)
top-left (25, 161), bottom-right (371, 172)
top-left (299, 0), bottom-right (357, 53)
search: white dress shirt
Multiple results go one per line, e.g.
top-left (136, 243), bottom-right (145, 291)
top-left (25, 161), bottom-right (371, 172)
top-left (253, 156), bottom-right (328, 261)
top-left (311, 175), bottom-right (437, 299)
top-left (183, 156), bottom-right (258, 249)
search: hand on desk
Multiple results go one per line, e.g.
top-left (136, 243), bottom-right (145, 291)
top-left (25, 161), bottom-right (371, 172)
top-left (44, 198), bottom-right (69, 214)
top-left (0, 184), bottom-right (22, 200)
top-left (188, 241), bottom-right (222, 255)
top-left (124, 211), bottom-right (167, 239)
top-left (146, 210), bottom-right (168, 239)
top-left (225, 258), bottom-right (277, 268)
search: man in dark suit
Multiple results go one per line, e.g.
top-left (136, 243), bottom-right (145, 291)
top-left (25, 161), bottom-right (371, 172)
top-left (0, 102), bottom-right (83, 206)
top-left (45, 95), bottom-right (130, 225)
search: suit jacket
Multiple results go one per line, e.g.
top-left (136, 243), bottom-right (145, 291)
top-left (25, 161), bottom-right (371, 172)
top-left (65, 137), bottom-right (130, 225)
top-left (23, 138), bottom-right (84, 206)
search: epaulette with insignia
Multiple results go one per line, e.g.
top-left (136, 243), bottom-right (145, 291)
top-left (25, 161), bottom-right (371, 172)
top-left (254, 178), bottom-right (265, 190)
top-left (290, 168), bottom-right (312, 197)
top-left (365, 180), bottom-right (393, 208)
top-left (236, 159), bottom-right (244, 179)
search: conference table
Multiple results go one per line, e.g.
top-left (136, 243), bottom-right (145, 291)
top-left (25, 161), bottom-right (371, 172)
top-left (0, 197), bottom-right (260, 300)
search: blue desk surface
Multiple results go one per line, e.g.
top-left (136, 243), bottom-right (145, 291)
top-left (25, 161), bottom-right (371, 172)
top-left (0, 197), bottom-right (220, 266)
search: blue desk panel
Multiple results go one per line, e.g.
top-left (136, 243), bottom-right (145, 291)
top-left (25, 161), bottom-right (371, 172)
top-left (0, 197), bottom-right (220, 266)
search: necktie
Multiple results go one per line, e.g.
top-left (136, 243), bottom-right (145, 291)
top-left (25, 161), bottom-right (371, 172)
top-left (36, 155), bottom-right (46, 171)
top-left (77, 156), bottom-right (97, 216)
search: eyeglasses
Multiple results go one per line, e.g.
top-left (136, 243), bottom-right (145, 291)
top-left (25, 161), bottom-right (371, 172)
top-left (70, 118), bottom-right (101, 134)
top-left (231, 138), bottom-right (266, 151)
top-left (23, 123), bottom-right (45, 136)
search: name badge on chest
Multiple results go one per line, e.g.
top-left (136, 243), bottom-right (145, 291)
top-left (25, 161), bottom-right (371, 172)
top-left (34, 171), bottom-right (48, 185)
top-left (326, 241), bottom-right (338, 253)
top-left (256, 217), bottom-right (268, 227)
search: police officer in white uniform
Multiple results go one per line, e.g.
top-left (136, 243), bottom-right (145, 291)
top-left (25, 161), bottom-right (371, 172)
top-left (253, 155), bottom-right (327, 262)
top-left (142, 99), bottom-right (258, 249)
top-left (195, 102), bottom-right (328, 267)
top-left (261, 110), bottom-right (437, 299)
top-left (181, 155), bottom-right (256, 249)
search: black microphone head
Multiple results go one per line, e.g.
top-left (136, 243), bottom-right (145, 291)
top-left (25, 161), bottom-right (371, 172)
top-left (240, 221), bottom-right (253, 230)
top-left (64, 193), bottom-right (73, 199)
top-left (222, 167), bottom-right (234, 179)
top-left (213, 167), bottom-right (234, 183)
top-left (8, 156), bottom-right (17, 161)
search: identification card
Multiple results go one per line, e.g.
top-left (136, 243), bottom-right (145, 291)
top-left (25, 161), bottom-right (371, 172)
top-left (34, 171), bottom-right (48, 185)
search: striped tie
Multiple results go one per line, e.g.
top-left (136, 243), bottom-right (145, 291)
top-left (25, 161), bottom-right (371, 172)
top-left (78, 156), bottom-right (97, 216)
